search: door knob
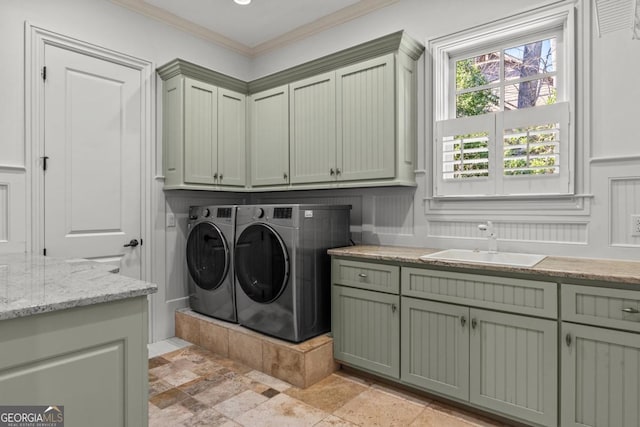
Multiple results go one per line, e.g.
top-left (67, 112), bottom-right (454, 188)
top-left (123, 239), bottom-right (139, 248)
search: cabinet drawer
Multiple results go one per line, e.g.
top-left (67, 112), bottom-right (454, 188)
top-left (402, 267), bottom-right (557, 318)
top-left (562, 284), bottom-right (640, 332)
top-left (332, 258), bottom-right (399, 294)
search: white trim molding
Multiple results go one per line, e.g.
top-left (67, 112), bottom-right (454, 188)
top-left (24, 23), bottom-right (155, 280)
top-left (425, 0), bottom-right (592, 214)
top-left (110, 0), bottom-right (399, 57)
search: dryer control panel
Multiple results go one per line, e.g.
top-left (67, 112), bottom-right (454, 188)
top-left (273, 207), bottom-right (293, 219)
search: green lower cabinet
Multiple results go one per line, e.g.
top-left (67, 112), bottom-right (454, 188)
top-left (561, 323), bottom-right (640, 427)
top-left (470, 309), bottom-right (558, 427)
top-left (0, 297), bottom-right (148, 427)
top-left (401, 297), bottom-right (470, 401)
top-left (400, 299), bottom-right (557, 426)
top-left (332, 285), bottom-right (400, 379)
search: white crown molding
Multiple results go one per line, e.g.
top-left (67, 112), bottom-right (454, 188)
top-left (110, 0), bottom-right (253, 55)
top-left (251, 0), bottom-right (400, 55)
top-left (635, 0), bottom-right (640, 39)
top-left (110, 0), bottom-right (399, 57)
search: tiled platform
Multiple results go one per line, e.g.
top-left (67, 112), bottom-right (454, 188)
top-left (175, 308), bottom-right (337, 388)
top-left (148, 344), bottom-right (512, 427)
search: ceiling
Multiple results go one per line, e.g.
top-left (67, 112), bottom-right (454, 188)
top-left (111, 0), bottom-right (399, 57)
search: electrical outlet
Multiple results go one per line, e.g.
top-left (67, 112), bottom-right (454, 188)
top-left (167, 213), bottom-right (176, 228)
top-left (632, 214), bottom-right (640, 237)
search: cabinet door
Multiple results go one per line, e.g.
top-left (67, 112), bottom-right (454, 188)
top-left (336, 54), bottom-right (395, 181)
top-left (332, 285), bottom-right (400, 379)
top-left (218, 88), bottom-right (246, 187)
top-left (561, 323), bottom-right (640, 427)
top-left (162, 75), bottom-right (183, 187)
top-left (401, 297), bottom-right (470, 401)
top-left (289, 72), bottom-right (336, 184)
top-left (469, 308), bottom-right (557, 427)
top-left (184, 77), bottom-right (218, 184)
top-left (250, 85), bottom-right (289, 187)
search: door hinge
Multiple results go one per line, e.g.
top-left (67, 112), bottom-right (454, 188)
top-left (43, 248), bottom-right (47, 256)
top-left (42, 66), bottom-right (47, 81)
top-left (140, 238), bottom-right (143, 246)
top-left (42, 156), bottom-right (49, 171)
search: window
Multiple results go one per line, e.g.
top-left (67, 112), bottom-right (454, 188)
top-left (431, 3), bottom-right (575, 198)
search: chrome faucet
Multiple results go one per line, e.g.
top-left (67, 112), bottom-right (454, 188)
top-left (478, 221), bottom-right (498, 253)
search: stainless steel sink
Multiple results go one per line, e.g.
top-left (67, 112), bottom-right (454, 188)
top-left (419, 249), bottom-right (546, 267)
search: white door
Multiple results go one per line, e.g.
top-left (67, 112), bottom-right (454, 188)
top-left (43, 44), bottom-right (143, 278)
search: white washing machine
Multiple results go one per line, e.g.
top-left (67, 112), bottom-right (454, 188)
top-left (234, 204), bottom-right (351, 342)
top-left (186, 205), bottom-right (237, 322)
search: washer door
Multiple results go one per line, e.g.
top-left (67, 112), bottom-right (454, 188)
top-left (235, 223), bottom-right (289, 303)
top-left (186, 222), bottom-right (230, 291)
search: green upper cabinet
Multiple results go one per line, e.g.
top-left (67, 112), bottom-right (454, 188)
top-left (289, 72), bottom-right (336, 185)
top-left (158, 32), bottom-right (424, 192)
top-left (218, 88), bottom-right (246, 187)
top-left (184, 78), bottom-right (218, 185)
top-left (336, 54), bottom-right (395, 182)
top-left (158, 60), bottom-right (248, 190)
top-left (288, 50), bottom-right (420, 188)
top-left (250, 85), bottom-right (290, 187)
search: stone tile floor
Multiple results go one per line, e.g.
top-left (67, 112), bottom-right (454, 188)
top-left (148, 345), bottom-right (514, 427)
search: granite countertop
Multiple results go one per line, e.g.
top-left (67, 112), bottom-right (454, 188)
top-left (328, 245), bottom-right (640, 286)
top-left (0, 253), bottom-right (158, 321)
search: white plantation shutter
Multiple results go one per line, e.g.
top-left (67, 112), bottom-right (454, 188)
top-left (430, 2), bottom-right (576, 199)
top-left (435, 102), bottom-right (570, 197)
top-left (499, 102), bottom-right (570, 195)
top-left (435, 113), bottom-right (495, 196)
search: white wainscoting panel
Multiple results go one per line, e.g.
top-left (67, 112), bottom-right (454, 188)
top-left (429, 220), bottom-right (588, 244)
top-left (610, 177), bottom-right (640, 247)
top-left (373, 193), bottom-right (414, 235)
top-left (0, 184), bottom-right (7, 242)
top-left (0, 168), bottom-right (27, 254)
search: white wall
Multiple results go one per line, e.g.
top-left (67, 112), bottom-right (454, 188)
top-left (250, 0), bottom-right (640, 261)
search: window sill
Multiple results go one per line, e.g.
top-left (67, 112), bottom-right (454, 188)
top-left (427, 193), bottom-right (594, 202)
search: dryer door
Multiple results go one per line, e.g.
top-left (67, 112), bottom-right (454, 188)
top-left (235, 223), bottom-right (289, 303)
top-left (186, 222), bottom-right (230, 290)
